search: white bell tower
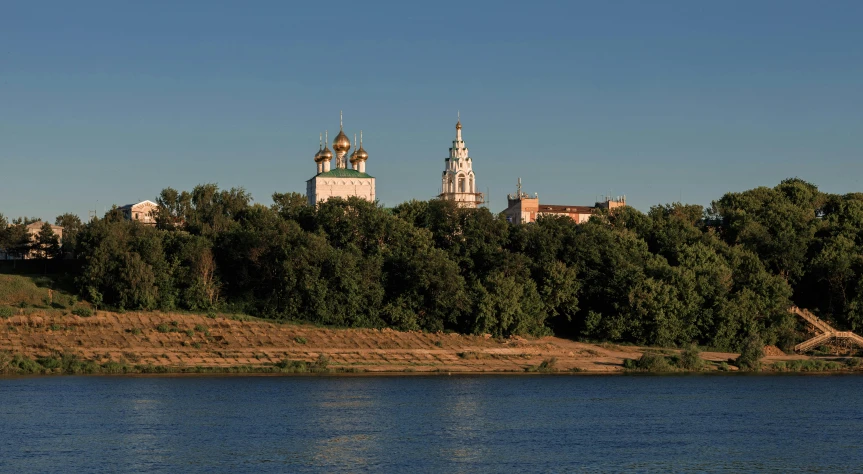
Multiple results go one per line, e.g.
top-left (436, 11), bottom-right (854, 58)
top-left (438, 113), bottom-right (483, 208)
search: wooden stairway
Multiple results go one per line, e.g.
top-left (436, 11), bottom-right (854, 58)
top-left (790, 307), bottom-right (863, 353)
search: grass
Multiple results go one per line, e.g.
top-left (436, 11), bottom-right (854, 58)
top-left (525, 357), bottom-right (558, 373)
top-left (0, 350), bottom-right (357, 376)
top-left (771, 359), bottom-right (855, 372)
top-left (0, 274), bottom-right (82, 310)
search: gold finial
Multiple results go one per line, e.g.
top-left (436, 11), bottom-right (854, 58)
top-left (340, 110), bottom-right (343, 130)
top-left (319, 133), bottom-right (322, 150)
top-left (456, 111), bottom-right (462, 130)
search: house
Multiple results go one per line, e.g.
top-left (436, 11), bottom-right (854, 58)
top-left (0, 221), bottom-right (64, 259)
top-left (503, 179), bottom-right (626, 224)
top-left (119, 200), bottom-right (158, 226)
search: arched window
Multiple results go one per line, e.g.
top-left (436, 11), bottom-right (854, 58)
top-left (458, 177), bottom-right (466, 193)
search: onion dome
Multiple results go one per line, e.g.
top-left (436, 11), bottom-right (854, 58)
top-left (456, 119), bottom-right (462, 130)
top-left (356, 146), bottom-right (368, 162)
top-left (333, 129), bottom-right (351, 154)
top-left (319, 145), bottom-right (333, 162)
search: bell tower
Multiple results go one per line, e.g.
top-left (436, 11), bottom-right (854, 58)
top-left (438, 112), bottom-right (483, 208)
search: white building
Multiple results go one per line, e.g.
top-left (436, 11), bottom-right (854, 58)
top-left (119, 200), bottom-right (158, 226)
top-left (438, 114), bottom-right (483, 208)
top-left (306, 112), bottom-right (375, 206)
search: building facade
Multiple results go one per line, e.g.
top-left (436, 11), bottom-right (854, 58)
top-left (119, 200), bottom-right (158, 226)
top-left (0, 221), bottom-right (64, 259)
top-left (438, 114), bottom-right (483, 208)
top-left (504, 178), bottom-right (626, 224)
top-left (306, 113), bottom-right (375, 206)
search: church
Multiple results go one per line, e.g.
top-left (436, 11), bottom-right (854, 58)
top-left (438, 114), bottom-right (483, 208)
top-left (306, 113), bottom-right (375, 206)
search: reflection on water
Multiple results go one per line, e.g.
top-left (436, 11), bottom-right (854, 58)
top-left (438, 378), bottom-right (488, 467)
top-left (309, 379), bottom-right (378, 470)
top-left (2, 375), bottom-right (863, 473)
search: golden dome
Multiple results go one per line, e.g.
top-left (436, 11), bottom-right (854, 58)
top-left (319, 145), bottom-right (333, 162)
top-left (356, 145), bottom-right (368, 162)
top-left (314, 148), bottom-right (324, 162)
top-left (456, 120), bottom-right (462, 130)
top-left (332, 130), bottom-right (351, 154)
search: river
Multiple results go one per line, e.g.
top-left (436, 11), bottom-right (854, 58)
top-left (2, 374), bottom-right (862, 472)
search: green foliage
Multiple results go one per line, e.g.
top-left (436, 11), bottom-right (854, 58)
top-left (71, 307), bottom-right (92, 317)
top-left (678, 343), bottom-right (705, 371)
top-left (25, 178), bottom-right (858, 350)
top-left (735, 334), bottom-right (765, 371)
top-left (0, 307), bottom-right (13, 318)
top-left (525, 357), bottom-right (558, 373)
top-left (633, 352), bottom-right (674, 372)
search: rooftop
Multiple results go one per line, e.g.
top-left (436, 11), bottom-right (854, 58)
top-left (311, 169), bottom-right (374, 179)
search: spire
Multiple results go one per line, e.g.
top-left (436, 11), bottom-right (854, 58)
top-left (340, 110), bottom-right (343, 130)
top-left (360, 130), bottom-right (363, 147)
top-left (319, 133), bottom-right (322, 151)
top-left (455, 111), bottom-right (463, 141)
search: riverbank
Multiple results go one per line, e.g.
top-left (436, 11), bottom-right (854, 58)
top-left (1, 309), bottom-right (858, 375)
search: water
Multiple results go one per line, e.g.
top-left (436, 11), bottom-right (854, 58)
top-left (2, 374), bottom-right (862, 473)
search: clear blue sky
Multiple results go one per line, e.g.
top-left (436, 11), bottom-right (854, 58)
top-left (2, 1), bottom-right (862, 221)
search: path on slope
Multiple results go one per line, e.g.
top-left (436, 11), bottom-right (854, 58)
top-left (0, 311), bottom-right (646, 373)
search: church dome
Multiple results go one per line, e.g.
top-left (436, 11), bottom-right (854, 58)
top-left (314, 148), bottom-right (324, 163)
top-left (356, 146), bottom-right (368, 162)
top-left (333, 130), bottom-right (351, 154)
top-left (456, 120), bottom-right (462, 130)
top-left (319, 145), bottom-right (333, 162)
top-left (349, 145), bottom-right (360, 164)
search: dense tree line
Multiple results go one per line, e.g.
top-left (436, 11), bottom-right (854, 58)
top-left (9, 178), bottom-right (863, 351)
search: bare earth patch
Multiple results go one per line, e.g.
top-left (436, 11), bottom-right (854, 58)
top-left (0, 310), bottom-right (834, 374)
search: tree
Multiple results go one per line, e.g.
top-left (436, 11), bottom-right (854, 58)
top-left (55, 213), bottom-right (83, 252)
top-left (35, 223), bottom-right (61, 259)
top-left (735, 334), bottom-right (765, 371)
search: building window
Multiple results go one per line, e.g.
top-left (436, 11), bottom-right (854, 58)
top-left (458, 177), bottom-right (465, 193)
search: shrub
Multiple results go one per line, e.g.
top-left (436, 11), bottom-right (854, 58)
top-left (294, 336), bottom-right (307, 344)
top-left (156, 323), bottom-right (170, 333)
top-left (275, 359), bottom-right (308, 372)
top-left (71, 307), bottom-right (93, 317)
top-left (185, 329), bottom-right (194, 337)
top-left (312, 353), bottom-right (330, 371)
top-left (622, 358), bottom-right (636, 370)
top-left (736, 335), bottom-right (765, 371)
top-left (130, 328), bottom-right (142, 336)
top-left (434, 340), bottom-right (443, 348)
top-left (194, 324), bottom-right (207, 332)
top-left (678, 343), bottom-right (704, 371)
top-left (0, 307), bottom-right (14, 318)
top-left (635, 352), bottom-right (673, 372)
top-left (192, 342), bottom-right (202, 349)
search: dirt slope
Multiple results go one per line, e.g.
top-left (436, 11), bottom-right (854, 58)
top-left (0, 310), bottom-right (647, 373)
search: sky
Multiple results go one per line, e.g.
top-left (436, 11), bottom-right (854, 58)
top-left (2, 1), bottom-right (862, 221)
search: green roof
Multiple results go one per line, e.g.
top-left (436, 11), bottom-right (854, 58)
top-left (311, 169), bottom-right (374, 179)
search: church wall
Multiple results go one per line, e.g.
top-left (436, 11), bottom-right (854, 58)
top-left (308, 177), bottom-right (375, 204)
